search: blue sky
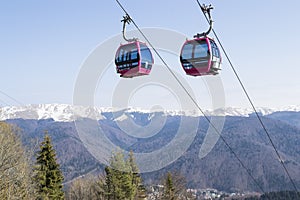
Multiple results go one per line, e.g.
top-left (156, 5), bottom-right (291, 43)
top-left (1, 0), bottom-right (300, 109)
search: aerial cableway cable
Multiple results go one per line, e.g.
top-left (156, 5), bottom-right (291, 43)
top-left (0, 98), bottom-right (9, 107)
top-left (195, 0), bottom-right (299, 194)
top-left (0, 90), bottom-right (23, 106)
top-left (115, 0), bottom-right (268, 196)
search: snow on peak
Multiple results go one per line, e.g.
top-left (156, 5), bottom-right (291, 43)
top-left (0, 104), bottom-right (299, 122)
top-left (0, 104), bottom-right (105, 122)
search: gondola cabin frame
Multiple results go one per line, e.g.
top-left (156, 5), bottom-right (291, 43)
top-left (115, 41), bottom-right (154, 78)
top-left (180, 37), bottom-right (221, 76)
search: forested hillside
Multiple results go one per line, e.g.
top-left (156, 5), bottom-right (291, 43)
top-left (5, 111), bottom-right (300, 193)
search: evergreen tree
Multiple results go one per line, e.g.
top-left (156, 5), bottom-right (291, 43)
top-left (105, 151), bottom-right (131, 200)
top-left (128, 150), bottom-right (147, 200)
top-left (128, 150), bottom-right (143, 199)
top-left (162, 172), bottom-right (175, 200)
top-left (105, 150), bottom-right (143, 200)
top-left (34, 133), bottom-right (64, 199)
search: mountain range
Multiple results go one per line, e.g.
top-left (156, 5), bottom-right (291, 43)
top-left (1, 104), bottom-right (300, 121)
top-left (1, 104), bottom-right (300, 193)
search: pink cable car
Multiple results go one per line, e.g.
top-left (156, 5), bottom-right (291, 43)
top-left (115, 14), bottom-right (154, 78)
top-left (180, 4), bottom-right (221, 76)
top-left (115, 41), bottom-right (153, 78)
top-left (180, 37), bottom-right (221, 76)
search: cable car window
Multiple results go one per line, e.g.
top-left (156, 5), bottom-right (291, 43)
top-left (130, 50), bottom-right (139, 68)
top-left (194, 41), bottom-right (208, 58)
top-left (116, 49), bottom-right (123, 63)
top-left (119, 46), bottom-right (138, 62)
top-left (140, 44), bottom-right (152, 62)
top-left (181, 43), bottom-right (193, 60)
top-left (210, 40), bottom-right (220, 58)
top-left (118, 49), bottom-right (127, 65)
top-left (139, 44), bottom-right (153, 69)
top-left (131, 50), bottom-right (138, 60)
top-left (115, 43), bottom-right (140, 69)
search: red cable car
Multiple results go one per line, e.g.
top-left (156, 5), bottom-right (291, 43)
top-left (115, 14), bottom-right (154, 78)
top-left (115, 41), bottom-right (153, 78)
top-left (179, 4), bottom-right (221, 76)
top-left (180, 37), bottom-right (221, 76)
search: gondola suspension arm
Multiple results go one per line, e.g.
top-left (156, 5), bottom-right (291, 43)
top-left (121, 14), bottom-right (137, 42)
top-left (194, 4), bottom-right (213, 38)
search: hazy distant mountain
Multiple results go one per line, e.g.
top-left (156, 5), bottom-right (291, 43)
top-left (2, 104), bottom-right (300, 193)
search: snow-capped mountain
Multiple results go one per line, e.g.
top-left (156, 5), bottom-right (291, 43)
top-left (0, 104), bottom-right (299, 122)
top-left (0, 104), bottom-right (103, 122)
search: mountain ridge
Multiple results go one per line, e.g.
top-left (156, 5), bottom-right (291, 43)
top-left (2, 105), bottom-right (300, 192)
top-left (1, 104), bottom-right (300, 122)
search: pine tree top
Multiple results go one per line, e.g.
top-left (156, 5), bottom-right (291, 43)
top-left (34, 132), bottom-right (65, 199)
